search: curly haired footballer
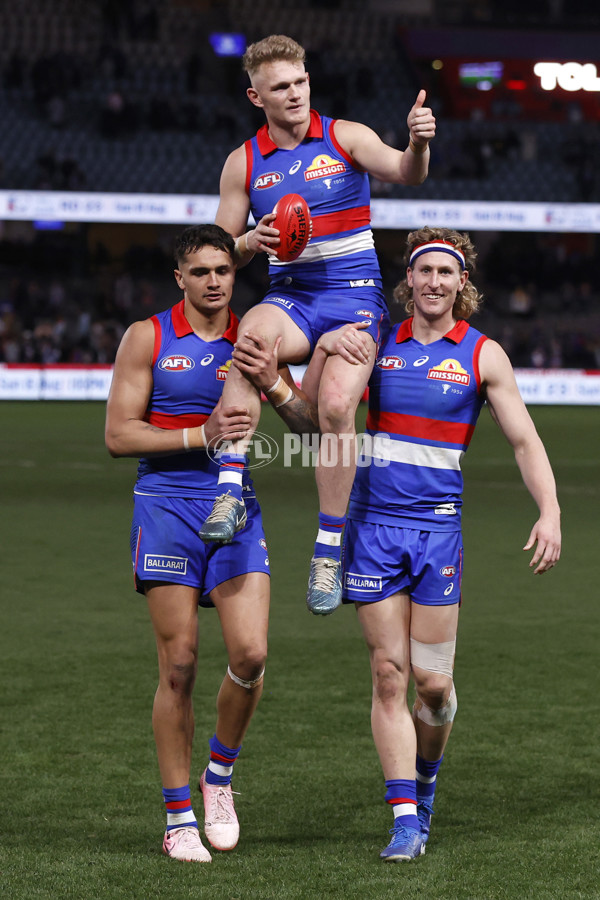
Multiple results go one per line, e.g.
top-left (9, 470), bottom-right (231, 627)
top-left (394, 226), bottom-right (483, 319)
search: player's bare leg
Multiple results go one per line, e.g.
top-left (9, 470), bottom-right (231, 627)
top-left (307, 340), bottom-right (376, 615)
top-left (199, 572), bottom-right (270, 850)
top-left (357, 592), bottom-right (424, 861)
top-left (410, 602), bottom-right (459, 844)
top-left (357, 593), bottom-right (415, 776)
top-left (146, 583), bottom-right (200, 787)
top-left (199, 306), bottom-right (309, 544)
top-left (146, 583), bottom-right (211, 861)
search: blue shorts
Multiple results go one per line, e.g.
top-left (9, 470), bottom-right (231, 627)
top-left (131, 494), bottom-right (270, 606)
top-left (262, 280), bottom-right (389, 351)
top-left (342, 520), bottom-right (463, 606)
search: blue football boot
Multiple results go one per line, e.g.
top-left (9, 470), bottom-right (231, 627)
top-left (306, 556), bottom-right (342, 615)
top-left (417, 798), bottom-right (435, 844)
top-left (380, 822), bottom-right (425, 862)
top-left (198, 492), bottom-right (247, 544)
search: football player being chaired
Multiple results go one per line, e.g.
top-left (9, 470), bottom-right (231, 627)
top-left (105, 225), bottom-right (317, 863)
top-left (328, 227), bottom-right (561, 861)
top-left (198, 34), bottom-right (436, 616)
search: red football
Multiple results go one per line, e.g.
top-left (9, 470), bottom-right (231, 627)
top-left (271, 193), bottom-right (311, 261)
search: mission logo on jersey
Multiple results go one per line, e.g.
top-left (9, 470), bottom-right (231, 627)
top-left (158, 355), bottom-right (195, 372)
top-left (304, 154), bottom-right (346, 181)
top-left (427, 358), bottom-right (471, 386)
top-left (216, 359), bottom-right (232, 381)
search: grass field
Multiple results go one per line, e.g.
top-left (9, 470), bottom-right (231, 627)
top-left (1, 401), bottom-right (599, 899)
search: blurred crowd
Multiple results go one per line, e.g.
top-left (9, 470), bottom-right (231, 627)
top-left (1, 226), bottom-right (598, 370)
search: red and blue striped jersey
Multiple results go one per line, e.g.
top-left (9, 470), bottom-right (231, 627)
top-left (349, 318), bottom-right (489, 530)
top-left (245, 109), bottom-right (381, 286)
top-left (135, 300), bottom-right (254, 498)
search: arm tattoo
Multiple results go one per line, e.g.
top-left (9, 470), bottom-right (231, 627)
top-left (274, 394), bottom-right (319, 437)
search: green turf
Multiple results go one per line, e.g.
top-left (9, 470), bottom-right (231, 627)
top-left (1, 402), bottom-right (599, 899)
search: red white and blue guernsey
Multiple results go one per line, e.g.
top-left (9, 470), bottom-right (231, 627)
top-left (348, 318), bottom-right (489, 531)
top-left (134, 300), bottom-right (254, 500)
top-left (244, 109), bottom-right (389, 345)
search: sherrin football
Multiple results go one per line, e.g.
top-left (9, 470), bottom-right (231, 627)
top-left (271, 193), bottom-right (311, 261)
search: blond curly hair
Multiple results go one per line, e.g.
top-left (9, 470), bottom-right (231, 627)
top-left (242, 35), bottom-right (305, 79)
top-left (393, 226), bottom-right (483, 319)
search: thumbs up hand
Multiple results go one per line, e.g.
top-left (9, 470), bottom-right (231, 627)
top-left (407, 89), bottom-right (436, 149)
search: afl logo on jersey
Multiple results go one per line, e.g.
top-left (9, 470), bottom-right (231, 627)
top-left (440, 565), bottom-right (456, 577)
top-left (253, 172), bottom-right (283, 190)
top-left (158, 355), bottom-right (195, 372)
top-left (376, 355), bottom-right (406, 370)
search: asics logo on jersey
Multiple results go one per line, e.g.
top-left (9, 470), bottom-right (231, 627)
top-left (253, 171), bottom-right (283, 190)
top-left (413, 356), bottom-right (429, 366)
top-left (289, 159), bottom-right (302, 174)
top-left (440, 565), bottom-right (456, 577)
top-left (201, 354), bottom-right (214, 366)
top-left (376, 355), bottom-right (406, 370)
top-left (158, 355), bottom-right (195, 371)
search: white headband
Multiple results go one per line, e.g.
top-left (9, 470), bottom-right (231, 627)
top-left (409, 241), bottom-right (466, 270)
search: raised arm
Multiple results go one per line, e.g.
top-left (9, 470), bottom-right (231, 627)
top-left (333, 90), bottom-right (436, 186)
top-left (216, 146), bottom-right (281, 267)
top-left (105, 320), bottom-right (250, 458)
top-left (479, 339), bottom-right (561, 573)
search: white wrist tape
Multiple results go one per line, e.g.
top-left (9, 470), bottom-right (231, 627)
top-left (266, 375), bottom-right (294, 408)
top-left (182, 424), bottom-right (206, 452)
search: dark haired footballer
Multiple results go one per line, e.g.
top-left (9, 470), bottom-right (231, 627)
top-left (106, 224), bottom-right (312, 863)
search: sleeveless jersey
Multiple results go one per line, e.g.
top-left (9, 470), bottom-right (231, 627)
top-left (245, 109), bottom-right (381, 286)
top-left (134, 300), bottom-right (255, 499)
top-left (348, 318), bottom-right (489, 530)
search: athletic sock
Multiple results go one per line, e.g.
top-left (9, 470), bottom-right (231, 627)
top-left (162, 785), bottom-right (197, 832)
top-left (385, 778), bottom-right (419, 829)
top-left (416, 753), bottom-right (444, 803)
top-left (313, 512), bottom-right (346, 561)
top-left (205, 734), bottom-right (241, 786)
top-left (216, 453), bottom-right (246, 502)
